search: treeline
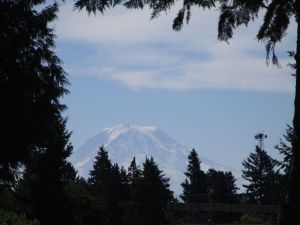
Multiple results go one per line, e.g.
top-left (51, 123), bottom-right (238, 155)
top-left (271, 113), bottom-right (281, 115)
top-left (175, 126), bottom-right (292, 224)
top-left (1, 145), bottom-right (173, 225)
top-left (0, 126), bottom-right (292, 225)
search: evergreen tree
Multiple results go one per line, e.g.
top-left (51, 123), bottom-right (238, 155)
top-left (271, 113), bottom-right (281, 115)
top-left (120, 166), bottom-right (129, 187)
top-left (23, 114), bottom-right (73, 225)
top-left (181, 149), bottom-right (208, 203)
top-left (207, 169), bottom-right (237, 203)
top-left (123, 157), bottom-right (142, 225)
top-left (0, 0), bottom-right (68, 186)
top-left (127, 157), bottom-right (141, 185)
top-left (275, 125), bottom-right (293, 177)
top-left (88, 146), bottom-right (112, 187)
top-left (207, 169), bottom-right (239, 223)
top-left (242, 146), bottom-right (280, 204)
top-left (87, 146), bottom-right (112, 225)
top-left (122, 200), bottom-right (143, 225)
top-left (88, 146), bottom-right (128, 225)
top-left (275, 125), bottom-right (294, 202)
top-left (110, 164), bottom-right (129, 225)
top-left (132, 157), bottom-right (173, 225)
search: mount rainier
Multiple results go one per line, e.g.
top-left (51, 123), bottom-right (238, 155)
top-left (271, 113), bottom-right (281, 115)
top-left (70, 124), bottom-right (234, 194)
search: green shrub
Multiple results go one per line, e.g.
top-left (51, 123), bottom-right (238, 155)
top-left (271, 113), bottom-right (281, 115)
top-left (234, 214), bottom-right (273, 225)
top-left (0, 210), bottom-right (39, 225)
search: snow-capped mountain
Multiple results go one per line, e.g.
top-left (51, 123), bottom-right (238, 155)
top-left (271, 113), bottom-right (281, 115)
top-left (70, 124), bottom-right (235, 194)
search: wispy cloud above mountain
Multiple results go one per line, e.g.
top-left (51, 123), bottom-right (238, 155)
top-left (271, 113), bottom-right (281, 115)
top-left (55, 2), bottom-right (296, 92)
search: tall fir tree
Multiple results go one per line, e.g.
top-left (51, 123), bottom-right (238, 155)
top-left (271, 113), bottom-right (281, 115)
top-left (62, 165), bottom-right (108, 225)
top-left (207, 169), bottom-right (239, 223)
top-left (23, 114), bottom-right (73, 225)
top-left (242, 144), bottom-right (280, 204)
top-left (181, 149), bottom-right (208, 203)
top-left (0, 0), bottom-right (69, 186)
top-left (275, 125), bottom-right (293, 177)
top-left (87, 146), bottom-right (112, 225)
top-left (88, 146), bottom-right (112, 187)
top-left (127, 157), bottom-right (141, 185)
top-left (88, 146), bottom-right (128, 225)
top-left (132, 157), bottom-right (173, 225)
top-left (275, 125), bottom-right (294, 201)
top-left (123, 157), bottom-right (142, 225)
top-left (207, 169), bottom-right (237, 204)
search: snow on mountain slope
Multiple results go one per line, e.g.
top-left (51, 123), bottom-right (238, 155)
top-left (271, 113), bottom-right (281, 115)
top-left (70, 124), bottom-right (237, 194)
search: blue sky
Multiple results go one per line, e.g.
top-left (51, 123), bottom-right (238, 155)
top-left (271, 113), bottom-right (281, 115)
top-left (55, 2), bottom-right (296, 172)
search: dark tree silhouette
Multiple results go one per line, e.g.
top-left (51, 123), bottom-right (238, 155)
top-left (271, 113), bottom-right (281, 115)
top-left (122, 157), bottom-right (142, 225)
top-left (207, 168), bottom-right (237, 204)
top-left (74, 1), bottom-right (300, 223)
top-left (276, 125), bottom-right (293, 176)
top-left (181, 149), bottom-right (208, 203)
top-left (1, 1), bottom-right (73, 224)
top-left (132, 157), bottom-right (173, 225)
top-left (0, 0), bottom-right (68, 186)
top-left (22, 114), bottom-right (73, 225)
top-left (88, 146), bottom-right (112, 186)
top-left (65, 176), bottom-right (105, 225)
top-left (242, 146), bottom-right (280, 204)
top-left (207, 169), bottom-right (238, 223)
top-left (275, 125), bottom-right (294, 202)
top-left (127, 157), bottom-right (141, 185)
top-left (88, 146), bottom-right (128, 225)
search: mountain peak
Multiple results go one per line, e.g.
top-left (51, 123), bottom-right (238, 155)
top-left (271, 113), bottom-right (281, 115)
top-left (70, 124), bottom-right (232, 194)
top-left (103, 123), bottom-right (158, 132)
top-left (102, 124), bottom-right (158, 143)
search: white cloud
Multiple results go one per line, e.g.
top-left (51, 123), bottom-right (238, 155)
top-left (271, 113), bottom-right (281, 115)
top-left (55, 2), bottom-right (296, 92)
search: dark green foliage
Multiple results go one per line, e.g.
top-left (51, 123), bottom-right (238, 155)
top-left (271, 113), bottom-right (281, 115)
top-left (235, 214), bottom-right (270, 225)
top-left (122, 201), bottom-right (143, 225)
top-left (274, 125), bottom-right (294, 202)
top-left (0, 1), bottom-right (74, 224)
top-left (131, 157), bottom-right (173, 225)
top-left (22, 114), bottom-right (73, 225)
top-left (122, 157), bottom-right (143, 225)
top-left (0, 209), bottom-right (39, 225)
top-left (88, 146), bottom-right (112, 186)
top-left (88, 146), bottom-right (129, 225)
top-left (242, 146), bottom-right (280, 204)
top-left (207, 169), bottom-right (239, 223)
top-left (276, 125), bottom-right (293, 176)
top-left (216, 0), bottom-right (295, 65)
top-left (0, 185), bottom-right (20, 212)
top-left (74, 0), bottom-right (122, 14)
top-left (0, 0), bottom-right (68, 185)
top-left (127, 157), bottom-right (141, 185)
top-left (207, 168), bottom-right (237, 203)
top-left (65, 176), bottom-right (107, 225)
top-left (120, 166), bottom-right (129, 186)
top-left (124, 0), bottom-right (144, 10)
top-left (181, 149), bottom-right (208, 203)
top-left (87, 150), bottom-right (172, 225)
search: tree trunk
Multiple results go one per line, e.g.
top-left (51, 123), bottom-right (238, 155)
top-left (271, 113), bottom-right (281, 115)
top-left (278, 1), bottom-right (300, 224)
